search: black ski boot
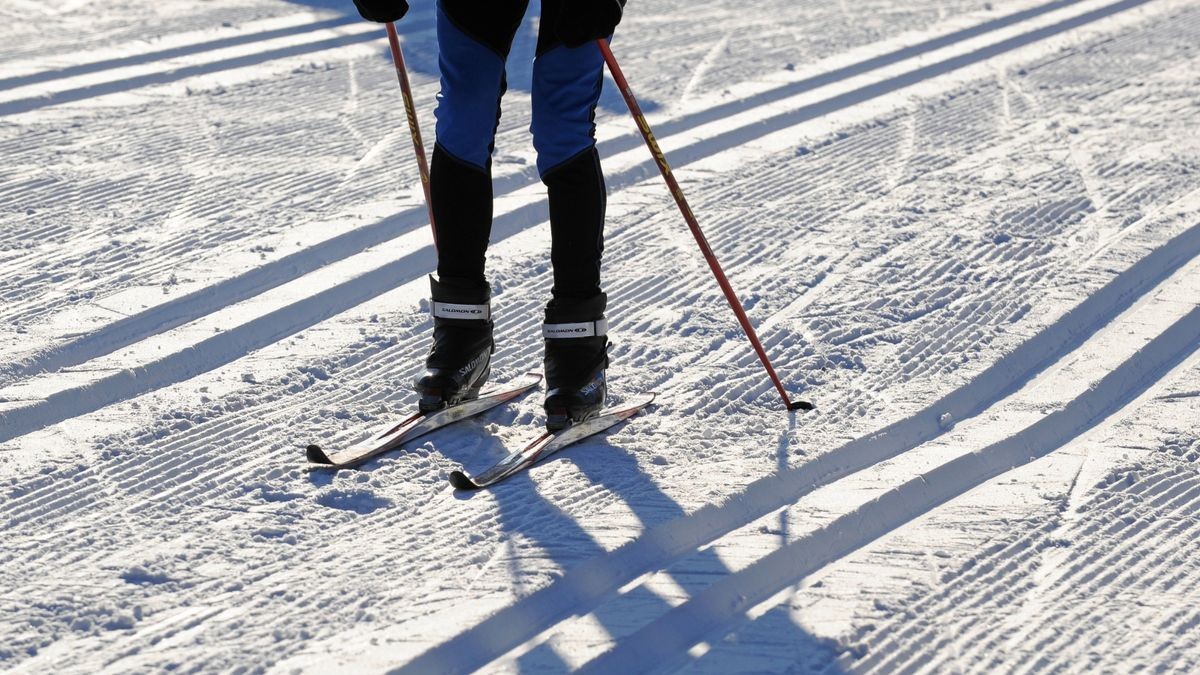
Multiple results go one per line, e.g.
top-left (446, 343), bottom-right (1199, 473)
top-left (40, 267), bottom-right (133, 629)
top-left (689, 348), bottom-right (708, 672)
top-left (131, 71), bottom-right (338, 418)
top-left (414, 275), bottom-right (494, 413)
top-left (543, 293), bottom-right (609, 431)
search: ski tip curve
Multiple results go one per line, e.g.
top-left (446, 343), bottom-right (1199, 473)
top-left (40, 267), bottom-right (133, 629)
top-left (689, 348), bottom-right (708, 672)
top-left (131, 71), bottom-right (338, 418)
top-left (448, 470), bottom-right (479, 491)
top-left (622, 391), bottom-right (656, 413)
top-left (305, 444), bottom-right (333, 464)
top-left (507, 371), bottom-right (542, 389)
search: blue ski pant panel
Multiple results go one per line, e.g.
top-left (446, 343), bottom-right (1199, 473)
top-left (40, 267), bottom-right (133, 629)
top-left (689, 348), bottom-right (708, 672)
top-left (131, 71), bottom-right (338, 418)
top-left (430, 0), bottom-right (610, 298)
top-left (530, 39), bottom-right (606, 176)
top-left (433, 1), bottom-right (510, 170)
top-left (434, 0), bottom-right (607, 176)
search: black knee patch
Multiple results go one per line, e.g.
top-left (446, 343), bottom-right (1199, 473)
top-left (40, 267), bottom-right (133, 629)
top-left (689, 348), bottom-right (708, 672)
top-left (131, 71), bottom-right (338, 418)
top-left (440, 0), bottom-right (530, 57)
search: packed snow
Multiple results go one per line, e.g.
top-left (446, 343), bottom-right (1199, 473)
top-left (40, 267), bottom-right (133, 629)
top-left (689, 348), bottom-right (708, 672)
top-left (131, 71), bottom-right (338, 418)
top-left (2, 0), bottom-right (1200, 672)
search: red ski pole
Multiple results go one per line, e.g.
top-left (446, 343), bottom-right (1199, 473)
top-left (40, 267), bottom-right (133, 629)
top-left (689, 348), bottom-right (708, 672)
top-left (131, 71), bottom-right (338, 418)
top-left (385, 22), bottom-right (437, 250)
top-left (597, 40), bottom-right (812, 412)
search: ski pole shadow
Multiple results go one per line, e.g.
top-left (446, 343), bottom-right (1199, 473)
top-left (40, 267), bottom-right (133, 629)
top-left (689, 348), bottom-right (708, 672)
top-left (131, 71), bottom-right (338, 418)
top-left (569, 408), bottom-right (845, 673)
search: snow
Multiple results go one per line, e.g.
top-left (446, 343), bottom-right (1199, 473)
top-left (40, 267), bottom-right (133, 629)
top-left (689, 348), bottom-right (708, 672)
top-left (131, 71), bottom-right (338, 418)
top-left (2, 0), bottom-right (1200, 672)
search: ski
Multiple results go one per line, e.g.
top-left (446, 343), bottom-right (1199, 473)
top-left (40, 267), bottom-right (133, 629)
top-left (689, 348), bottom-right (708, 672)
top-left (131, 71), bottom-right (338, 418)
top-left (306, 372), bottom-right (542, 469)
top-left (449, 392), bottom-right (656, 490)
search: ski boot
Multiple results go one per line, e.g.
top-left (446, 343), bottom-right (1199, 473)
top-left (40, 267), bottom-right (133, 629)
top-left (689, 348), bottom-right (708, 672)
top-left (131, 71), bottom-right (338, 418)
top-left (414, 275), bottom-right (494, 413)
top-left (543, 293), bottom-right (609, 431)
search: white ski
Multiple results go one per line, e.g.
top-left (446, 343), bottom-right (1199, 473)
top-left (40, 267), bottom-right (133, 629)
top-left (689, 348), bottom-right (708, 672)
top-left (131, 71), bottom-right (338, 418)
top-left (306, 372), bottom-right (542, 469)
top-left (449, 392), bottom-right (656, 489)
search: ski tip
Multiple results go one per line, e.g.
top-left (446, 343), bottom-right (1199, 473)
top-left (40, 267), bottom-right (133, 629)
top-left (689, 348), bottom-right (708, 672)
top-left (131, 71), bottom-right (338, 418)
top-left (484, 371), bottom-right (543, 401)
top-left (305, 444), bottom-right (333, 465)
top-left (623, 391), bottom-right (656, 413)
top-left (448, 470), bottom-right (479, 491)
top-left (788, 399), bottom-right (815, 412)
top-left (505, 371), bottom-right (542, 389)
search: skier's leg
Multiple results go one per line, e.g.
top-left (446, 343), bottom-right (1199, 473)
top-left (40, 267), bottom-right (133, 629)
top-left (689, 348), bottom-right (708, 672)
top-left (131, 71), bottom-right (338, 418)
top-left (417, 0), bottom-right (527, 409)
top-left (532, 2), bottom-right (611, 427)
top-left (430, 0), bottom-right (528, 283)
top-left (531, 1), bottom-right (607, 301)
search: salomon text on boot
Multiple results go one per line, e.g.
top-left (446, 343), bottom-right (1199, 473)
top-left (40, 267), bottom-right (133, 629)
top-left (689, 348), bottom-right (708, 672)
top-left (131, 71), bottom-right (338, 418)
top-left (543, 294), bottom-right (609, 431)
top-left (414, 275), bottom-right (494, 413)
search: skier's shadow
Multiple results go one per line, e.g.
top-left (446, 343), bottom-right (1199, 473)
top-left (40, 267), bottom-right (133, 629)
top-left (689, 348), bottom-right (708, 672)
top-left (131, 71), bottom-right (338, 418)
top-left (428, 415), bottom-right (835, 672)
top-left (434, 434), bottom-right (679, 672)
top-left (288, 0), bottom-right (639, 114)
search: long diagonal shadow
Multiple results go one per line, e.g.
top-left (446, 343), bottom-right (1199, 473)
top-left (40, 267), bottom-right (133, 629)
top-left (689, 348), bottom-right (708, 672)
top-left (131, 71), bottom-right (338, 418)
top-left (411, 439), bottom-right (710, 673)
top-left (424, 431), bottom-right (835, 674)
top-left (2, 0), bottom-right (1096, 388)
top-left (0, 13), bottom-right (436, 117)
top-left (390, 214), bottom-right (1200, 674)
top-left (580, 305), bottom-right (1200, 672)
top-left (0, 15), bottom-right (359, 91)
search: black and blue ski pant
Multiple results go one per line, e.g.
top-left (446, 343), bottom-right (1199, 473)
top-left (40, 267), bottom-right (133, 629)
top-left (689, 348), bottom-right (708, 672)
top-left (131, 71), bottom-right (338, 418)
top-left (431, 0), bottom-right (608, 302)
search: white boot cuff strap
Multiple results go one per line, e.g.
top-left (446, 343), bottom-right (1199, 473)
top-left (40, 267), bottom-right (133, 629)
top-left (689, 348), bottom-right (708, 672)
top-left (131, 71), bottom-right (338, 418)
top-left (432, 301), bottom-right (490, 320)
top-left (543, 319), bottom-right (608, 339)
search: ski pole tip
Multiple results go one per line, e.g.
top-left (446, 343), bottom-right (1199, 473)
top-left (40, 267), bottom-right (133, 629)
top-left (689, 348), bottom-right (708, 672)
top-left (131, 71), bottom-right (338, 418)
top-left (787, 400), bottom-right (815, 412)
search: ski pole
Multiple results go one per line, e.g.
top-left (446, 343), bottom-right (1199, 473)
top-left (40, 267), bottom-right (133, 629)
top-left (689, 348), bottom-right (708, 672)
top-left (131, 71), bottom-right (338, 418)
top-left (385, 22), bottom-right (437, 250)
top-left (597, 40), bottom-right (812, 412)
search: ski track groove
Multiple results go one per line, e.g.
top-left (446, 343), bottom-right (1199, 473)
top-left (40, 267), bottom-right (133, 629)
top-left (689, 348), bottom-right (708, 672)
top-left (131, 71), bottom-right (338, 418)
top-left (850, 435), bottom-right (1200, 674)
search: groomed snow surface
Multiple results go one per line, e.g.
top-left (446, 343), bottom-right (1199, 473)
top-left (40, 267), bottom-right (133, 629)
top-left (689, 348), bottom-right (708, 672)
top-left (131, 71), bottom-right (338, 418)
top-left (3, 0), bottom-right (1200, 672)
